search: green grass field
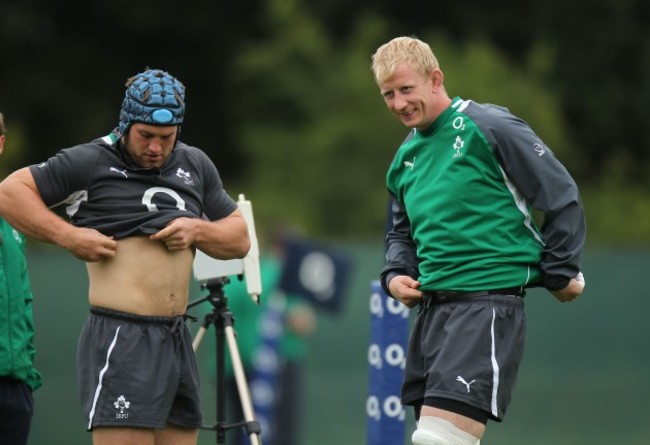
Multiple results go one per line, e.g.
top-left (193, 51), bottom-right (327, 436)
top-left (26, 245), bottom-right (650, 444)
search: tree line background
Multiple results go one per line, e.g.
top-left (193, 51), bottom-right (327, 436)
top-left (1, 0), bottom-right (648, 245)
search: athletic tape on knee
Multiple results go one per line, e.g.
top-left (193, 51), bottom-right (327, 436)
top-left (412, 416), bottom-right (479, 445)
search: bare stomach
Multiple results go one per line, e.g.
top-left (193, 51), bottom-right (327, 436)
top-left (86, 237), bottom-right (195, 316)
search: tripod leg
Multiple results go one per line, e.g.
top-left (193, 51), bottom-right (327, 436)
top-left (193, 326), bottom-right (207, 352)
top-left (224, 324), bottom-right (263, 445)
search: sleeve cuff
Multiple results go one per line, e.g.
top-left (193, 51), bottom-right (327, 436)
top-left (543, 274), bottom-right (571, 291)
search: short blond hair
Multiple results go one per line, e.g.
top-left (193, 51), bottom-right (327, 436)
top-left (371, 36), bottom-right (441, 84)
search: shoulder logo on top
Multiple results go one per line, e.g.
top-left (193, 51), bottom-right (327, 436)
top-left (176, 168), bottom-right (194, 185)
top-left (12, 229), bottom-right (23, 244)
top-left (403, 157), bottom-right (416, 171)
top-left (110, 167), bottom-right (128, 178)
top-left (533, 142), bottom-right (546, 157)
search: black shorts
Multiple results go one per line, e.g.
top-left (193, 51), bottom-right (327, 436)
top-left (402, 293), bottom-right (526, 422)
top-left (77, 307), bottom-right (203, 430)
top-left (0, 376), bottom-right (34, 445)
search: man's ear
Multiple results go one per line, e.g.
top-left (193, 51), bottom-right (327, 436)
top-left (430, 69), bottom-right (444, 92)
top-left (0, 135), bottom-right (5, 155)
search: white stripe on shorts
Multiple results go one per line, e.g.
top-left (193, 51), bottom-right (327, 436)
top-left (489, 308), bottom-right (499, 417)
top-left (87, 326), bottom-right (121, 430)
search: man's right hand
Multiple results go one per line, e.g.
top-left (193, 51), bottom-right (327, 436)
top-left (388, 275), bottom-right (423, 308)
top-left (63, 227), bottom-right (118, 262)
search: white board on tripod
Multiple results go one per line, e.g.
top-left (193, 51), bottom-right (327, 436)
top-left (191, 194), bottom-right (262, 303)
top-left (193, 251), bottom-right (244, 282)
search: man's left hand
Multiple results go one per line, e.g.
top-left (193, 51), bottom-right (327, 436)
top-left (551, 272), bottom-right (585, 302)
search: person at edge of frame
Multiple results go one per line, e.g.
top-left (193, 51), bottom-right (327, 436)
top-left (0, 70), bottom-right (251, 445)
top-left (371, 36), bottom-right (586, 445)
top-left (0, 111), bottom-right (43, 445)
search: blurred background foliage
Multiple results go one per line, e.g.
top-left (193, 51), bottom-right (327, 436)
top-left (1, 0), bottom-right (648, 245)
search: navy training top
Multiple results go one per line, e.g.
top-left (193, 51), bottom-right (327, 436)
top-left (29, 129), bottom-right (238, 239)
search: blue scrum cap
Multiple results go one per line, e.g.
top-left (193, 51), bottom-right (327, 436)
top-left (118, 69), bottom-right (185, 136)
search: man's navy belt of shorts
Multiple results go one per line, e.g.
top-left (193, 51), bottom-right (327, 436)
top-left (423, 287), bottom-right (525, 304)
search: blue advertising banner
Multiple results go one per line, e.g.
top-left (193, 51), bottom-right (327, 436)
top-left (277, 236), bottom-right (353, 314)
top-left (247, 295), bottom-right (285, 444)
top-left (366, 280), bottom-right (409, 445)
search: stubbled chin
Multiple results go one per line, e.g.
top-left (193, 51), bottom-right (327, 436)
top-left (400, 115), bottom-right (419, 128)
top-left (143, 156), bottom-right (164, 168)
top-left (139, 160), bottom-right (162, 169)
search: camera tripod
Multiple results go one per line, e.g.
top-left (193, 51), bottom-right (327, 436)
top-left (188, 276), bottom-right (262, 445)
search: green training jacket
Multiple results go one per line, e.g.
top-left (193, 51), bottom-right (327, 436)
top-left (381, 97), bottom-right (586, 293)
top-left (0, 219), bottom-right (42, 390)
